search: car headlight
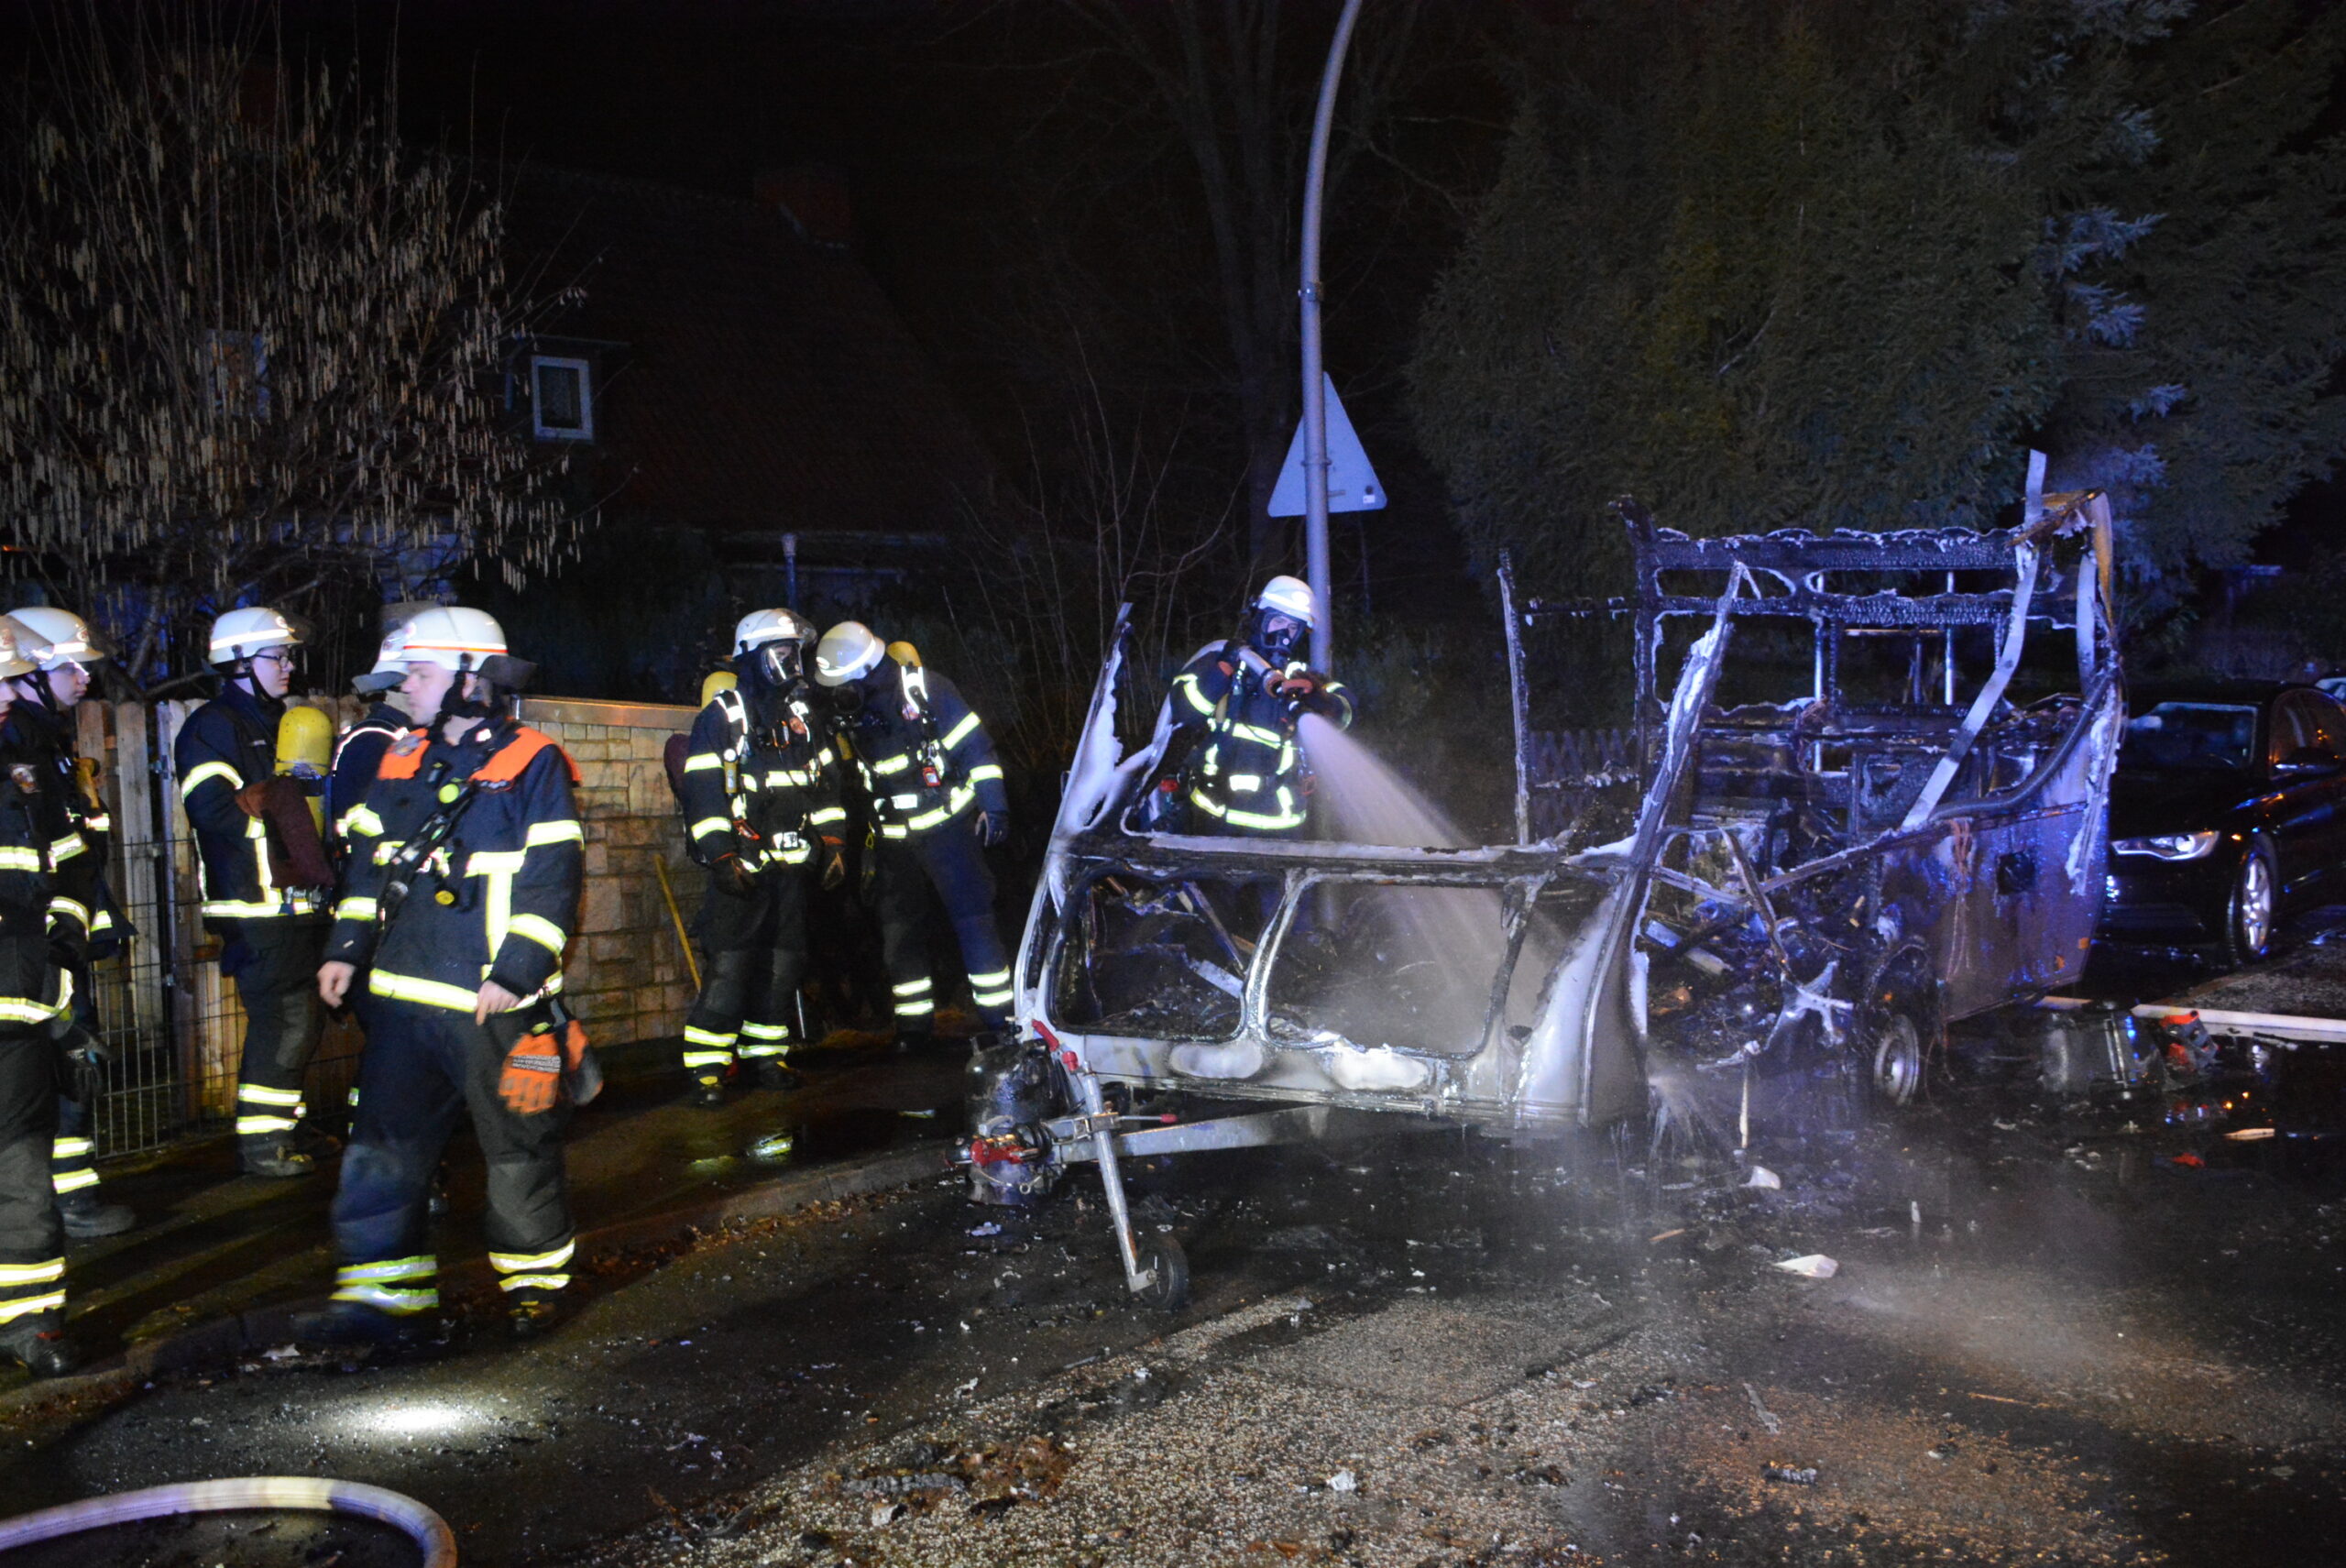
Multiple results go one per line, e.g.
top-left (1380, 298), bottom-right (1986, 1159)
top-left (2112, 831), bottom-right (2220, 861)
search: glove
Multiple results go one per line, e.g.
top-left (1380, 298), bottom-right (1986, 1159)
top-left (49, 1017), bottom-right (108, 1106)
top-left (973, 809), bottom-right (1008, 849)
top-left (234, 779), bottom-right (272, 817)
top-left (713, 852), bottom-right (757, 896)
top-left (497, 1014), bottom-right (594, 1115)
top-left (820, 843), bottom-right (849, 892)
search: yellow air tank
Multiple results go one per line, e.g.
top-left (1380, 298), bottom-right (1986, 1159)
top-left (276, 703), bottom-right (334, 834)
top-left (700, 669), bottom-right (738, 707)
top-left (886, 641), bottom-right (921, 668)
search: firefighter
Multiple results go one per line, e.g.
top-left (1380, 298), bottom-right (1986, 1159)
top-left (1167, 576), bottom-right (1352, 838)
top-left (312, 606), bottom-right (587, 1343)
top-left (676, 609), bottom-right (848, 1106)
top-left (328, 621), bottom-right (418, 867)
top-left (0, 617), bottom-right (87, 1376)
top-left (1, 608), bottom-right (135, 1237)
top-left (813, 623), bottom-right (1012, 1047)
top-left (174, 607), bottom-right (332, 1178)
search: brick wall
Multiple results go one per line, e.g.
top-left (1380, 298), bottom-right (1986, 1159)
top-left (515, 696), bottom-right (704, 1047)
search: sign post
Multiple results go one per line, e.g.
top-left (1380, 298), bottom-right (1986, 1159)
top-left (1298, 0), bottom-right (1367, 674)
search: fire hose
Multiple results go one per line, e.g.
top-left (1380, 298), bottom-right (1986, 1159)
top-left (0, 1476), bottom-right (456, 1565)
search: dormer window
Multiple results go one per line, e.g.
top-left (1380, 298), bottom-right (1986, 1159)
top-left (531, 355), bottom-right (594, 442)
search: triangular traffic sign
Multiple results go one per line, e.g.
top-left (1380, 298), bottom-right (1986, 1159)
top-left (1268, 374), bottom-right (1387, 516)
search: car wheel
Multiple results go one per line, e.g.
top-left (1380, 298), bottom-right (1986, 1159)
top-left (1867, 1010), bottom-right (1926, 1108)
top-left (2223, 842), bottom-right (2277, 966)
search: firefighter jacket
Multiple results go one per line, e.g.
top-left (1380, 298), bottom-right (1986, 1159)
top-left (328, 702), bottom-right (414, 847)
top-left (678, 685), bottom-right (846, 872)
top-left (0, 701), bottom-right (119, 948)
top-left (175, 684), bottom-right (323, 923)
top-left (837, 665), bottom-right (1007, 840)
top-left (1169, 643), bottom-right (1354, 833)
top-left (0, 731), bottom-right (86, 1028)
top-left (325, 720), bottom-right (584, 1015)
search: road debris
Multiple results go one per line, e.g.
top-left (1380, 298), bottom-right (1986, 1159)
top-left (1773, 1254), bottom-right (1838, 1279)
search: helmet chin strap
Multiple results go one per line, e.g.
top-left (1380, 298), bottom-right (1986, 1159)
top-left (438, 685), bottom-right (499, 726)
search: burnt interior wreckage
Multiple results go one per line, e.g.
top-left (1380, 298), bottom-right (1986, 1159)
top-left (966, 485), bottom-right (2123, 1307)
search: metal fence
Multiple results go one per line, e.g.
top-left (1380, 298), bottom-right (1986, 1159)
top-left (71, 696), bottom-right (369, 1161)
top-left (78, 839), bottom-right (366, 1160)
top-left (69, 692), bottom-right (702, 1162)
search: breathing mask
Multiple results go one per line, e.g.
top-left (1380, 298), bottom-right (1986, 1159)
top-left (1248, 609), bottom-right (1305, 666)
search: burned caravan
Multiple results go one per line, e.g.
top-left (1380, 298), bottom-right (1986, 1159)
top-left (970, 484), bottom-right (2122, 1306)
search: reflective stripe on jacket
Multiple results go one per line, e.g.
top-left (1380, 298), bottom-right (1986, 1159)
top-left (678, 687), bottom-right (844, 871)
top-left (1170, 644), bottom-right (1353, 833)
top-left (173, 685), bottom-right (321, 921)
top-left (842, 666), bottom-right (1007, 839)
top-left (324, 722), bottom-right (584, 1012)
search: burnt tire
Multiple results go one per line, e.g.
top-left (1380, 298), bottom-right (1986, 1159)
top-left (2222, 842), bottom-right (2277, 968)
top-left (1135, 1232), bottom-right (1189, 1313)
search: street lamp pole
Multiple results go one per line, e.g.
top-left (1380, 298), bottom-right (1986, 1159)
top-left (1299, 0), bottom-right (1365, 674)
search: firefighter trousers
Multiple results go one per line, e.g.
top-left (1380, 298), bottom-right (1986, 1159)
top-left (681, 867), bottom-right (812, 1080)
top-left (329, 1001), bottom-right (576, 1315)
top-left (47, 970), bottom-right (101, 1200)
top-left (0, 1032), bottom-right (64, 1331)
top-left (874, 821), bottom-right (1012, 1031)
top-left (223, 919), bottom-right (328, 1153)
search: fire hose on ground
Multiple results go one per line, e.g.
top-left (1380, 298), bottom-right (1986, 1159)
top-left (0, 1476), bottom-right (456, 1565)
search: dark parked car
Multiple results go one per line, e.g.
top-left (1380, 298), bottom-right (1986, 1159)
top-left (2100, 680), bottom-right (2346, 962)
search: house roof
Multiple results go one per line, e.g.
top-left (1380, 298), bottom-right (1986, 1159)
top-left (499, 163), bottom-right (993, 543)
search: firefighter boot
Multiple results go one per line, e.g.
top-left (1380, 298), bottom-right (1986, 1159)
top-left (0, 1313), bottom-right (79, 1379)
top-left (507, 1288), bottom-right (567, 1341)
top-left (293, 1299), bottom-right (429, 1351)
top-left (241, 1136), bottom-right (316, 1179)
top-left (754, 1058), bottom-right (802, 1092)
top-left (57, 1188), bottom-right (136, 1239)
top-left (688, 1071), bottom-right (731, 1110)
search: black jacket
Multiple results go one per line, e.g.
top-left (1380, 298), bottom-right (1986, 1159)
top-left (329, 701), bottom-right (413, 845)
top-left (326, 720), bottom-right (584, 1013)
top-left (0, 727), bottom-right (84, 1024)
top-left (0, 700), bottom-right (120, 948)
top-left (678, 684), bottom-right (845, 872)
top-left (175, 683), bottom-right (323, 923)
top-left (837, 665), bottom-right (1007, 841)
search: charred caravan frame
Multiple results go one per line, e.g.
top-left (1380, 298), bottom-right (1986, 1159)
top-left (970, 491), bottom-right (2122, 1306)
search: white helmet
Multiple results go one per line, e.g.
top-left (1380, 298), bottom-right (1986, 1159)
top-left (397, 606), bottom-right (508, 673)
top-left (0, 617), bottom-right (38, 682)
top-left (733, 608), bottom-right (818, 655)
top-left (5, 608), bottom-right (107, 672)
top-left (813, 621), bottom-right (887, 686)
top-left (209, 606), bottom-right (302, 664)
top-left (1255, 575), bottom-right (1317, 629)
top-left (351, 623), bottom-right (411, 696)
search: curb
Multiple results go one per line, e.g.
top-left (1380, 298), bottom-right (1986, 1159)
top-left (0, 1138), bottom-right (958, 1422)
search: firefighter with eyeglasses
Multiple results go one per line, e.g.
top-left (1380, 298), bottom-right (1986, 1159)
top-left (310, 607), bottom-right (592, 1344)
top-left (676, 610), bottom-right (848, 1105)
top-left (1162, 576), bottom-right (1352, 838)
top-left (0, 616), bottom-right (99, 1376)
top-left (175, 607), bottom-right (335, 1178)
top-left (813, 624), bottom-right (1013, 1048)
top-left (0, 608), bottom-right (137, 1238)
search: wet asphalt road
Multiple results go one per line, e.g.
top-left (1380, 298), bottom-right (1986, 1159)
top-left (4, 1071), bottom-right (2344, 1566)
top-left (6, 926), bottom-right (2346, 1563)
